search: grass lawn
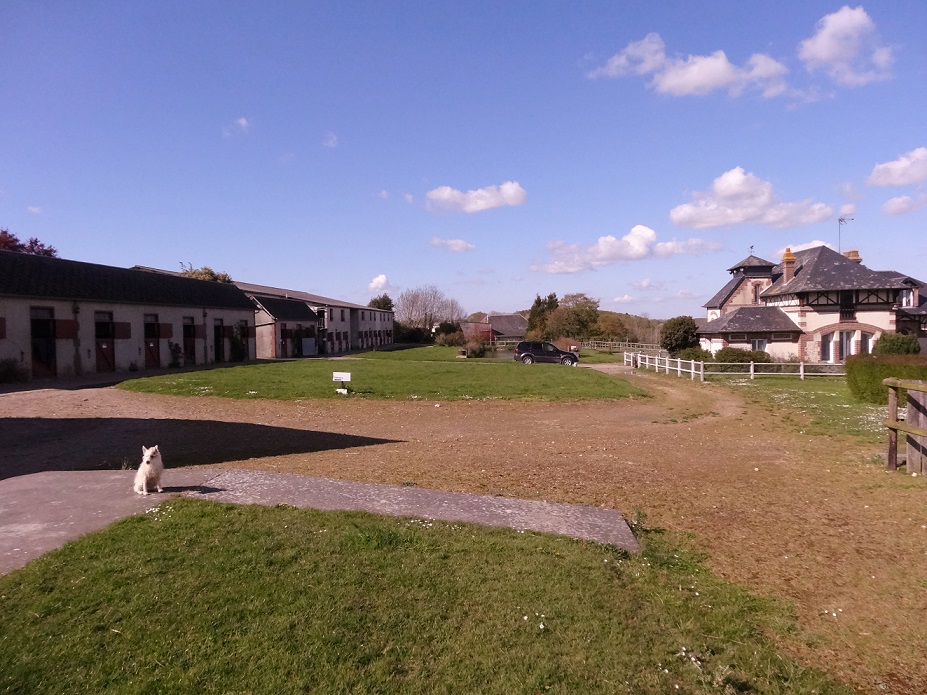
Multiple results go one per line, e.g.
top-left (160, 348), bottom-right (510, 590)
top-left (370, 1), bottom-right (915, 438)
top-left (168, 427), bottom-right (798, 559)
top-left (720, 376), bottom-right (886, 444)
top-left (120, 356), bottom-right (643, 401)
top-left (0, 500), bottom-right (851, 694)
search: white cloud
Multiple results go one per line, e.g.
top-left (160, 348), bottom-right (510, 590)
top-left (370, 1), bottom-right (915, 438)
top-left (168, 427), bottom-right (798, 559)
top-left (426, 181), bottom-right (527, 214)
top-left (882, 195), bottom-right (927, 216)
top-left (775, 240), bottom-right (833, 256)
top-left (26, 206), bottom-right (42, 215)
top-left (368, 274), bottom-right (390, 292)
top-left (534, 224), bottom-right (718, 274)
top-left (676, 289), bottom-right (700, 299)
top-left (839, 203), bottom-right (857, 216)
top-left (222, 117), bottom-right (250, 138)
top-left (670, 166), bottom-right (833, 229)
top-left (430, 237), bottom-right (476, 252)
top-left (403, 193), bottom-right (414, 203)
top-left (378, 189), bottom-right (390, 200)
top-left (867, 147), bottom-right (927, 186)
top-left (612, 294), bottom-right (636, 304)
top-left (322, 131), bottom-right (339, 149)
top-left (589, 32), bottom-right (788, 98)
top-left (798, 6), bottom-right (893, 87)
top-left (631, 278), bottom-right (664, 290)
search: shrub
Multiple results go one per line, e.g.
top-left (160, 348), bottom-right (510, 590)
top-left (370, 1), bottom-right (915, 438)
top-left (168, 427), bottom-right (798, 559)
top-left (713, 347), bottom-right (771, 363)
top-left (845, 354), bottom-right (927, 404)
top-left (466, 335), bottom-right (488, 358)
top-left (394, 323), bottom-right (433, 345)
top-left (873, 332), bottom-right (921, 355)
top-left (0, 358), bottom-right (29, 383)
top-left (675, 347), bottom-right (712, 361)
top-left (436, 330), bottom-right (466, 347)
top-left (711, 347), bottom-right (772, 373)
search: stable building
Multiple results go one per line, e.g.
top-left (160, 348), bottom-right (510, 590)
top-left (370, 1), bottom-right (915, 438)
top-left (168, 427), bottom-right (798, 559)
top-left (0, 251), bottom-right (256, 379)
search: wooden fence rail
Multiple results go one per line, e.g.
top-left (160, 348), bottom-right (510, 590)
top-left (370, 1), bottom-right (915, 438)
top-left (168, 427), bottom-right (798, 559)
top-left (883, 377), bottom-right (927, 473)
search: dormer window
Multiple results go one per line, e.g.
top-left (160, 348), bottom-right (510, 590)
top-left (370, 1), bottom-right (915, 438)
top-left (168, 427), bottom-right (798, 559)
top-left (900, 289), bottom-right (914, 307)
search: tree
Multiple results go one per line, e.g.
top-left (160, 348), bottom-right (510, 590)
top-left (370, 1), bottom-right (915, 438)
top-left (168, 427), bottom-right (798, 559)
top-left (596, 312), bottom-right (629, 340)
top-left (368, 293), bottom-right (394, 312)
top-left (466, 311), bottom-right (487, 323)
top-left (394, 285), bottom-right (465, 329)
top-left (0, 229), bottom-right (58, 257)
top-left (179, 262), bottom-right (233, 283)
top-left (544, 293), bottom-right (600, 340)
top-left (526, 292), bottom-right (559, 337)
top-left (660, 316), bottom-right (699, 355)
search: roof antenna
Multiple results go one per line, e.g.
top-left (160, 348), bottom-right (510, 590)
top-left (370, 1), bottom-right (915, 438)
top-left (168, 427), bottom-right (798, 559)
top-left (749, 245), bottom-right (754, 255)
top-left (838, 217), bottom-right (853, 253)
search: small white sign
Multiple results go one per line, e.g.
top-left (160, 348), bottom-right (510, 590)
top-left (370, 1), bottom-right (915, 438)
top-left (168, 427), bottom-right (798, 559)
top-left (332, 371), bottom-right (352, 382)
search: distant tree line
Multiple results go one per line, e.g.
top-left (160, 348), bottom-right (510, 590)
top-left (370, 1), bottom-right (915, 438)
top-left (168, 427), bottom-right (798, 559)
top-left (0, 229), bottom-right (58, 257)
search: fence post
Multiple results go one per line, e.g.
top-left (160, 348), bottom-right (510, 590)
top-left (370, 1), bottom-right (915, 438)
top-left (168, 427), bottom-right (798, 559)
top-left (700, 361), bottom-right (705, 383)
top-left (909, 388), bottom-right (926, 474)
top-left (887, 384), bottom-right (898, 471)
top-left (690, 359), bottom-right (695, 381)
top-left (799, 361), bottom-right (805, 380)
top-left (677, 359), bottom-right (681, 377)
top-left (750, 361), bottom-right (755, 380)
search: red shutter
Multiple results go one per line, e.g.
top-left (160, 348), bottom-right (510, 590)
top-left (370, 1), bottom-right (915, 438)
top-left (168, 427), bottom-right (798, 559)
top-left (244, 325), bottom-right (255, 338)
top-left (223, 325), bottom-right (235, 338)
top-left (55, 319), bottom-right (79, 339)
top-left (194, 324), bottom-right (206, 339)
top-left (0, 317), bottom-right (5, 340)
top-left (159, 323), bottom-right (174, 340)
top-left (114, 322), bottom-right (132, 339)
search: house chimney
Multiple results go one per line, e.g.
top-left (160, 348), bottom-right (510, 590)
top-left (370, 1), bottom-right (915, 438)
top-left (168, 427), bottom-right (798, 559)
top-left (782, 247), bottom-right (796, 283)
top-left (844, 249), bottom-right (862, 263)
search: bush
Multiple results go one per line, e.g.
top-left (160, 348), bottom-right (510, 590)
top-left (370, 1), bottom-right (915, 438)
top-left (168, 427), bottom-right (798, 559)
top-left (394, 323), bottom-right (434, 344)
top-left (873, 332), bottom-right (921, 355)
top-left (466, 339), bottom-right (488, 358)
top-left (675, 347), bottom-right (712, 361)
top-left (436, 330), bottom-right (466, 347)
top-left (713, 347), bottom-right (771, 363)
top-left (711, 347), bottom-right (772, 373)
top-left (0, 358), bottom-right (29, 383)
top-left (846, 354), bottom-right (927, 404)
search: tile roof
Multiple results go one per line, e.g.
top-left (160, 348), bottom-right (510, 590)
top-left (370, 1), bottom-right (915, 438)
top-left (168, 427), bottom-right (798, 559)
top-left (487, 313), bottom-right (528, 337)
top-left (727, 254), bottom-right (776, 272)
top-left (697, 306), bottom-right (800, 334)
top-left (251, 296), bottom-right (321, 322)
top-left (0, 251), bottom-right (254, 310)
top-left (234, 281), bottom-right (378, 312)
top-left (703, 273), bottom-right (743, 309)
top-left (763, 245), bottom-right (910, 296)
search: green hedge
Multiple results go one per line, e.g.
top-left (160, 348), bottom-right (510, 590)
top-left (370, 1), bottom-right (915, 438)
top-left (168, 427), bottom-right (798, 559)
top-left (845, 354), bottom-right (927, 404)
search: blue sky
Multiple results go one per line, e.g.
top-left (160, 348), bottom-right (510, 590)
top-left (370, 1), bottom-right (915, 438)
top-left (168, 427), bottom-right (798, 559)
top-left (2, 2), bottom-right (925, 319)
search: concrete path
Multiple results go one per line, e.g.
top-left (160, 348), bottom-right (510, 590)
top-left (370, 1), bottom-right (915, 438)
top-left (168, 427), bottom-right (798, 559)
top-left (0, 468), bottom-right (639, 575)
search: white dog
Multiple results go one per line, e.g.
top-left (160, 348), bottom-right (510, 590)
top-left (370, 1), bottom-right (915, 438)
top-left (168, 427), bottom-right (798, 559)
top-left (133, 445), bottom-right (164, 496)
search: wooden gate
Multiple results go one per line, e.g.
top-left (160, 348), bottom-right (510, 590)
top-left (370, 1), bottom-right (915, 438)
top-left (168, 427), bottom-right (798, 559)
top-left (883, 378), bottom-right (927, 474)
top-left (144, 315), bottom-right (160, 369)
top-left (95, 312), bottom-right (116, 372)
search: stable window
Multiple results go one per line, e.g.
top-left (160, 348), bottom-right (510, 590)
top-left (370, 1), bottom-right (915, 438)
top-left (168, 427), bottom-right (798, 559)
top-left (751, 339), bottom-right (767, 351)
top-left (729, 333), bottom-right (747, 341)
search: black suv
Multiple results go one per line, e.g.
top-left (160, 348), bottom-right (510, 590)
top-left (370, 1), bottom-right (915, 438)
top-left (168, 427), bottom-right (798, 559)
top-left (513, 341), bottom-right (579, 366)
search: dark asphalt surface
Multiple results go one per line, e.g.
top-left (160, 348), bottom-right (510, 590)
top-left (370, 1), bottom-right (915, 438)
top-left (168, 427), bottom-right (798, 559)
top-left (0, 468), bottom-right (640, 575)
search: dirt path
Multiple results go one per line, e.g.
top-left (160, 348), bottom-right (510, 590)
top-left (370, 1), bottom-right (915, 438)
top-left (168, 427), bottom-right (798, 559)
top-left (1, 376), bottom-right (924, 694)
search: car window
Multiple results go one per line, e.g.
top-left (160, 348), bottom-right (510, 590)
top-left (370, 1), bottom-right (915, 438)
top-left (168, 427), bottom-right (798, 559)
top-left (531, 342), bottom-right (542, 351)
top-left (544, 343), bottom-right (556, 353)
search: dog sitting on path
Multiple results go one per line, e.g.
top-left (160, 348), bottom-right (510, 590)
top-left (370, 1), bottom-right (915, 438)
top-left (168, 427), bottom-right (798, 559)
top-left (133, 445), bottom-right (164, 495)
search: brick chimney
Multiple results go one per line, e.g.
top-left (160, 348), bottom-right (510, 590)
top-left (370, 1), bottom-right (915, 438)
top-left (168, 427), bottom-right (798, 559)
top-left (782, 247), bottom-right (796, 283)
top-left (844, 249), bottom-right (862, 263)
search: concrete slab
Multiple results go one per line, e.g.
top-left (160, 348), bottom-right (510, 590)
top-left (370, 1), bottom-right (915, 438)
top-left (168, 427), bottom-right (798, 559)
top-left (1, 468), bottom-right (639, 576)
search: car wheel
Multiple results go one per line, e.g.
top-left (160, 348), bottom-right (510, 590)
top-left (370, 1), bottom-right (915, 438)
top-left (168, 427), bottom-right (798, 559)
top-left (522, 355), bottom-right (534, 364)
top-left (561, 356), bottom-right (575, 366)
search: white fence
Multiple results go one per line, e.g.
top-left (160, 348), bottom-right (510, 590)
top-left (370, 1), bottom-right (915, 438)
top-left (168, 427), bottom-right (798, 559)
top-left (624, 352), bottom-right (845, 381)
